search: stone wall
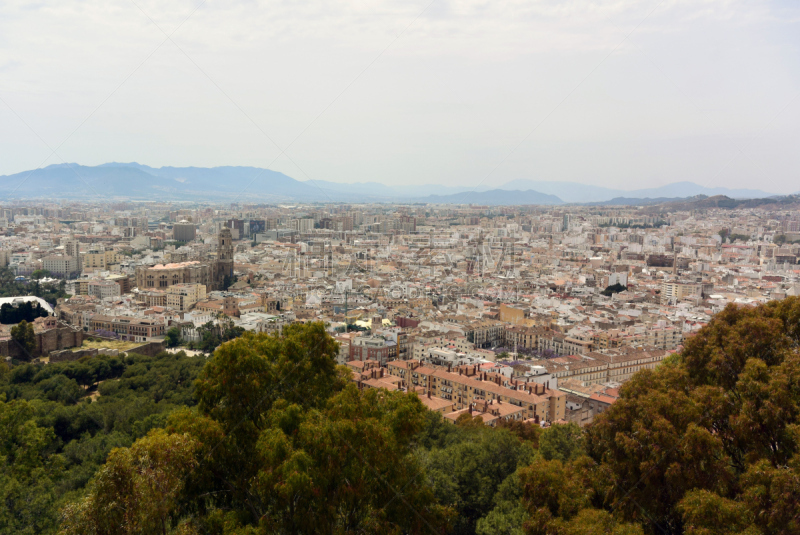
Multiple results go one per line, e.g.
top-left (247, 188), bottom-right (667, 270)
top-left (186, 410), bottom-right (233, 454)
top-left (0, 327), bottom-right (84, 360)
top-left (49, 346), bottom-right (121, 363)
top-left (49, 348), bottom-right (98, 363)
top-left (37, 327), bottom-right (84, 356)
top-left (126, 341), bottom-right (166, 357)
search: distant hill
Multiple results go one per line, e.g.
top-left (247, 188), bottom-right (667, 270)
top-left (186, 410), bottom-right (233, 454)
top-left (418, 189), bottom-right (563, 205)
top-left (585, 196), bottom-right (687, 206)
top-left (0, 162), bottom-right (783, 204)
top-left (0, 163), bottom-right (342, 202)
top-left (641, 194), bottom-right (800, 213)
top-left (497, 179), bottom-right (776, 203)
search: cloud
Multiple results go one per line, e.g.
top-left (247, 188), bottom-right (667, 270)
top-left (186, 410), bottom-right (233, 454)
top-left (0, 0), bottom-right (798, 192)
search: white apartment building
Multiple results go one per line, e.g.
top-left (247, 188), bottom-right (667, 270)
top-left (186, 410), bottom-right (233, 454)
top-left (87, 280), bottom-right (121, 300)
top-left (42, 255), bottom-right (80, 278)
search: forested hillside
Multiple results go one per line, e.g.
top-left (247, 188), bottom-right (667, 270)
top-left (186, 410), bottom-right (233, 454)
top-left (2, 298), bottom-right (800, 534)
top-left (1, 350), bottom-right (205, 534)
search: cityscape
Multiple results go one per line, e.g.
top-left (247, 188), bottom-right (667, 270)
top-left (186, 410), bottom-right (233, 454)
top-left (4, 199), bottom-right (800, 425)
top-left (2, 1), bottom-right (800, 534)
top-left (2, 196), bottom-right (800, 534)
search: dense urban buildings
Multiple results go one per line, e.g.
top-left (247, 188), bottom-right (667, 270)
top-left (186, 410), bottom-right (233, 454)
top-left (2, 198), bottom-right (799, 425)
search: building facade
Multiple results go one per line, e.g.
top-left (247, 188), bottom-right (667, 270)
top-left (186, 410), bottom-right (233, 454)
top-left (165, 283), bottom-right (207, 311)
top-left (42, 255), bottom-right (80, 278)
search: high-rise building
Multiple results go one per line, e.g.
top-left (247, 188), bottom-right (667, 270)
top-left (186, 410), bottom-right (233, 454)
top-left (291, 218), bottom-right (315, 232)
top-left (173, 221), bottom-right (197, 242)
top-left (63, 238), bottom-right (81, 271)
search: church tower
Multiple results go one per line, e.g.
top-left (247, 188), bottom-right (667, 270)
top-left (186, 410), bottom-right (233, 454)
top-left (218, 224), bottom-right (233, 262)
top-left (214, 224), bottom-right (234, 289)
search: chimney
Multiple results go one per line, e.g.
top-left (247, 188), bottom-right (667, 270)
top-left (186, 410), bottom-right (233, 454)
top-left (469, 404), bottom-right (473, 414)
top-left (428, 390), bottom-right (431, 399)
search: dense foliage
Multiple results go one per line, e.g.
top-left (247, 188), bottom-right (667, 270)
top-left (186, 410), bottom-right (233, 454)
top-left (0, 350), bottom-right (205, 534)
top-left (59, 323), bottom-right (456, 534)
top-left (601, 283), bottom-right (627, 297)
top-left (519, 297), bottom-right (800, 535)
top-left (0, 267), bottom-right (70, 306)
top-left (10, 320), bottom-right (36, 356)
top-left (4, 299), bottom-right (800, 534)
top-left (181, 319), bottom-right (246, 352)
top-left (0, 301), bottom-right (49, 324)
top-left (774, 234), bottom-right (800, 245)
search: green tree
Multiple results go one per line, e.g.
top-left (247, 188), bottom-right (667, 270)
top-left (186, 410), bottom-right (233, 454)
top-left (601, 283), bottom-right (627, 297)
top-left (194, 323), bottom-right (345, 429)
top-left (519, 456), bottom-right (643, 535)
top-left (425, 422), bottom-right (534, 534)
top-left (59, 323), bottom-right (453, 534)
top-left (476, 469), bottom-right (527, 535)
top-left (0, 267), bottom-right (68, 306)
top-left (584, 298), bottom-right (800, 533)
top-left (11, 320), bottom-right (36, 357)
top-left (0, 351), bottom-right (207, 535)
top-left (538, 423), bottom-right (584, 463)
top-left (677, 490), bottom-right (759, 535)
top-left (250, 388), bottom-right (453, 534)
top-left (31, 269), bottom-right (52, 280)
top-left (0, 397), bottom-right (62, 535)
top-left (59, 430), bottom-right (198, 535)
top-left (1, 302), bottom-right (49, 325)
top-left (164, 327), bottom-right (182, 348)
top-left (728, 233), bottom-right (750, 243)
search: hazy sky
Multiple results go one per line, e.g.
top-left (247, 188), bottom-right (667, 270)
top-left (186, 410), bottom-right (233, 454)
top-left (1, 0), bottom-right (798, 193)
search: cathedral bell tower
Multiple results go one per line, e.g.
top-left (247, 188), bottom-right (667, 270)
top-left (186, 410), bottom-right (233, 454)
top-left (214, 223), bottom-right (234, 289)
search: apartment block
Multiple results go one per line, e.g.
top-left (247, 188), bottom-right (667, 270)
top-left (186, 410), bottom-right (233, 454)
top-left (89, 315), bottom-right (166, 342)
top-left (388, 359), bottom-right (566, 424)
top-left (165, 283), bottom-right (207, 311)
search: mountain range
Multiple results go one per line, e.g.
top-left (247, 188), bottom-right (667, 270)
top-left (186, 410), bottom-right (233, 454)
top-left (0, 162), bottom-right (782, 204)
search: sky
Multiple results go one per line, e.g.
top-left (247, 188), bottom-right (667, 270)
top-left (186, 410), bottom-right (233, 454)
top-left (1, 0), bottom-right (799, 193)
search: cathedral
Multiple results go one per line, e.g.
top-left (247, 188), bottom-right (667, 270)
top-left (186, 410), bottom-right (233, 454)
top-left (135, 224), bottom-right (234, 292)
